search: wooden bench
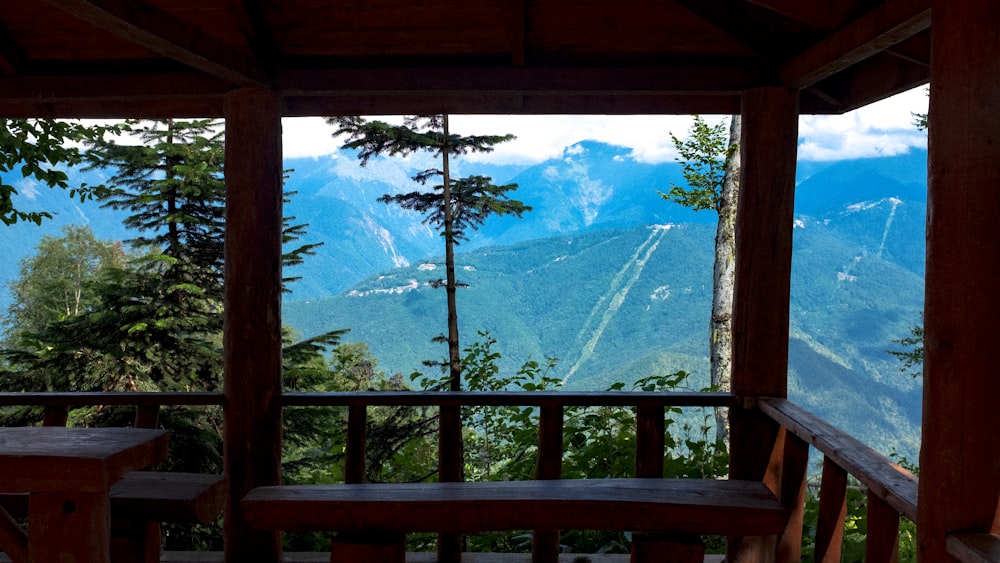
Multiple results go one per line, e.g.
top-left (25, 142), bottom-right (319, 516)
top-left (241, 478), bottom-right (788, 562)
top-left (0, 471), bottom-right (226, 563)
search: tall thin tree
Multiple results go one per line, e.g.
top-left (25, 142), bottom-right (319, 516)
top-left (661, 115), bottom-right (740, 442)
top-left (330, 114), bottom-right (530, 390)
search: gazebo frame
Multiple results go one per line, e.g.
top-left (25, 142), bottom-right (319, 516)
top-left (0, 1), bottom-right (996, 562)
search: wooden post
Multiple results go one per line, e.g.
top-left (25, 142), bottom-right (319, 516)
top-left (223, 88), bottom-right (284, 563)
top-left (728, 86), bottom-right (800, 563)
top-left (921, 1), bottom-right (1000, 560)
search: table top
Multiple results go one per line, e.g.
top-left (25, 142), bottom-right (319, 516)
top-left (0, 427), bottom-right (168, 493)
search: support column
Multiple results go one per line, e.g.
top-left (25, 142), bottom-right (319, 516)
top-left (920, 1), bottom-right (1000, 560)
top-left (728, 87), bottom-right (800, 563)
top-left (222, 88), bottom-right (284, 563)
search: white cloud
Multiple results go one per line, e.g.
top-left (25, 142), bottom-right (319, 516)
top-left (281, 87), bottom-right (929, 164)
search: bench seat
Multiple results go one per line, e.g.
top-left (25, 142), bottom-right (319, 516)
top-left (242, 478), bottom-right (788, 537)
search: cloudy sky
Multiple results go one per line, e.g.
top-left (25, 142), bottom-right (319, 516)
top-left (282, 86), bottom-right (929, 165)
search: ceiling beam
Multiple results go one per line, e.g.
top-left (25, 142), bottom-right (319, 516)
top-left (276, 64), bottom-right (771, 97)
top-left (745, 0), bottom-right (852, 30)
top-left (42, 0), bottom-right (270, 87)
top-left (780, 0), bottom-right (930, 89)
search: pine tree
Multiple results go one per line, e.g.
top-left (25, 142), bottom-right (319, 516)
top-left (330, 114), bottom-right (530, 390)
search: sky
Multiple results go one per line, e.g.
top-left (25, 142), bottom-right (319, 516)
top-left (282, 86), bottom-right (929, 165)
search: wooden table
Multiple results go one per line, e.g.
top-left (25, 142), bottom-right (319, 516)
top-left (0, 427), bottom-right (168, 563)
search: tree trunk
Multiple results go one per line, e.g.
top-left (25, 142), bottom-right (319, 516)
top-left (441, 114), bottom-right (461, 392)
top-left (711, 114), bottom-right (740, 443)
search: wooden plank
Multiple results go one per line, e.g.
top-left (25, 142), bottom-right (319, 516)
top-left (813, 458), bottom-right (848, 563)
top-left (222, 88), bottom-right (284, 563)
top-left (41, 0), bottom-right (268, 87)
top-left (947, 534), bottom-right (1000, 563)
top-left (865, 492), bottom-right (899, 563)
top-left (780, 0), bottom-right (930, 89)
top-left (242, 479), bottom-right (788, 537)
top-left (0, 427), bottom-right (168, 493)
top-left (758, 398), bottom-right (918, 522)
top-left (921, 1), bottom-right (1000, 560)
top-left (110, 472), bottom-right (227, 524)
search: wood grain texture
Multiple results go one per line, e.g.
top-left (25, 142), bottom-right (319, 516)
top-left (0, 427), bottom-right (168, 493)
top-left (242, 479), bottom-right (788, 537)
top-left (921, 0), bottom-right (1000, 559)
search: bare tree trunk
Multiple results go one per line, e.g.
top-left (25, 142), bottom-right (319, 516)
top-left (711, 114), bottom-right (740, 443)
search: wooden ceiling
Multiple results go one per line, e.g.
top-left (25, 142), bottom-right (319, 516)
top-left (0, 0), bottom-right (930, 118)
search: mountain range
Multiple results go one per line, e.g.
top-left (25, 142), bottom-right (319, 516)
top-left (1, 141), bottom-right (928, 459)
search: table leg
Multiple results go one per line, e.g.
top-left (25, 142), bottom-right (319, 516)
top-left (29, 490), bottom-right (111, 563)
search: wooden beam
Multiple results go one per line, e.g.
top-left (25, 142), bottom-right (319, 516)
top-left (276, 64), bottom-right (766, 96)
top-left (920, 0), bottom-right (1000, 559)
top-left (42, 0), bottom-right (269, 87)
top-left (223, 88), bottom-right (283, 563)
top-left (780, 0), bottom-right (929, 89)
top-left (745, 0), bottom-right (853, 30)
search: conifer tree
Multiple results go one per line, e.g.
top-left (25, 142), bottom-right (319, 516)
top-left (330, 114), bottom-right (530, 390)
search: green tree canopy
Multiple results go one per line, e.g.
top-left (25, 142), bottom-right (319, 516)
top-left (1, 119), bottom-right (117, 226)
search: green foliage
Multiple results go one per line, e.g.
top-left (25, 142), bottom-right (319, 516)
top-left (888, 313), bottom-right (923, 378)
top-left (333, 114), bottom-right (529, 389)
top-left (379, 174), bottom-right (530, 246)
top-left (660, 115), bottom-right (732, 213)
top-left (0, 119), bottom-right (119, 226)
top-left (800, 484), bottom-right (917, 562)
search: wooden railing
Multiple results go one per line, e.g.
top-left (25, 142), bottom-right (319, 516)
top-left (759, 397), bottom-right (920, 563)
top-left (2, 391), bottom-right (983, 563)
top-left (0, 391), bottom-right (225, 428)
top-left (282, 390), bottom-right (736, 562)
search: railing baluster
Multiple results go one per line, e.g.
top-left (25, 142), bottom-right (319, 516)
top-left (532, 404), bottom-right (563, 563)
top-left (42, 405), bottom-right (68, 427)
top-left (776, 430), bottom-right (809, 563)
top-left (134, 405), bottom-right (160, 429)
top-left (866, 489), bottom-right (900, 563)
top-left (814, 457), bottom-right (848, 562)
top-left (438, 403), bottom-right (463, 563)
top-left (635, 404), bottom-right (665, 478)
top-left (345, 404), bottom-right (367, 484)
